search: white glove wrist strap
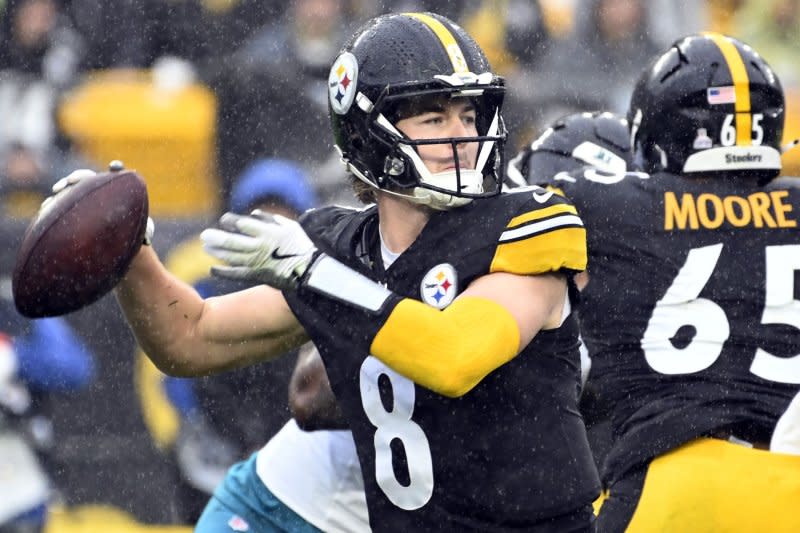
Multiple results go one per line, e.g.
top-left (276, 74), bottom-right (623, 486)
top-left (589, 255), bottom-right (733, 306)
top-left (304, 254), bottom-right (394, 312)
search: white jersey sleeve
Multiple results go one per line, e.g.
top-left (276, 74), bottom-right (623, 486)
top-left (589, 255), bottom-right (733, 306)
top-left (256, 420), bottom-right (370, 532)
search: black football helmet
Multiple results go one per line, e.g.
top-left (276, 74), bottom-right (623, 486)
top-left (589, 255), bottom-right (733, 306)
top-left (507, 111), bottom-right (633, 186)
top-left (628, 32), bottom-right (784, 181)
top-left (328, 12), bottom-right (506, 210)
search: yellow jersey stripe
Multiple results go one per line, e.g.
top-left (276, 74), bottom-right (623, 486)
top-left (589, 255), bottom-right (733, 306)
top-left (491, 226), bottom-right (587, 274)
top-left (506, 203), bottom-right (578, 229)
top-left (705, 32), bottom-right (751, 145)
top-left (405, 12), bottom-right (468, 74)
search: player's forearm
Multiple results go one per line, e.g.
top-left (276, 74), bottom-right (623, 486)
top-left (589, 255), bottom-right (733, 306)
top-left (289, 344), bottom-right (347, 430)
top-left (115, 247), bottom-right (210, 375)
top-left (117, 248), bottom-right (309, 376)
top-left (291, 380), bottom-right (348, 431)
top-left (370, 297), bottom-right (520, 398)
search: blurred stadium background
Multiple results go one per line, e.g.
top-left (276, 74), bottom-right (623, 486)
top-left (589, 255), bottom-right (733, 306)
top-left (0, 0), bottom-right (797, 530)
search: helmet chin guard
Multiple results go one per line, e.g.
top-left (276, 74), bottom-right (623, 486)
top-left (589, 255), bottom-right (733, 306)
top-left (407, 169), bottom-right (485, 210)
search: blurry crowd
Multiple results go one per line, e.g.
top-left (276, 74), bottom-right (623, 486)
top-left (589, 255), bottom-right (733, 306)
top-left (0, 0), bottom-right (798, 212)
top-left (0, 0), bottom-right (799, 529)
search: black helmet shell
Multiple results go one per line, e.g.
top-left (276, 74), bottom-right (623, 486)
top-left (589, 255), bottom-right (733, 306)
top-left (509, 111), bottom-right (633, 186)
top-left (628, 33), bottom-right (783, 181)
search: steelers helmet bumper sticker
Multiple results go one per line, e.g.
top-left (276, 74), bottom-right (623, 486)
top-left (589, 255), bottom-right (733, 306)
top-left (329, 52), bottom-right (359, 115)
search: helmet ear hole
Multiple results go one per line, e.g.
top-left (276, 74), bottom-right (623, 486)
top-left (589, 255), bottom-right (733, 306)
top-left (383, 156), bottom-right (405, 176)
top-left (350, 135), bottom-right (364, 152)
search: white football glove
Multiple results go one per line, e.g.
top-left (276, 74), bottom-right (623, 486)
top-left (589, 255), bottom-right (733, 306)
top-left (45, 167), bottom-right (155, 246)
top-left (52, 168), bottom-right (98, 194)
top-left (41, 168), bottom-right (99, 212)
top-left (200, 210), bottom-right (317, 290)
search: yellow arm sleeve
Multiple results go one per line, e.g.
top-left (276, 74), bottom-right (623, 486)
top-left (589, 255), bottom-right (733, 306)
top-left (369, 296), bottom-right (520, 398)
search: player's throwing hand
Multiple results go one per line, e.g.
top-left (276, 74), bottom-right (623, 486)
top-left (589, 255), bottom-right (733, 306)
top-left (201, 210), bottom-right (317, 290)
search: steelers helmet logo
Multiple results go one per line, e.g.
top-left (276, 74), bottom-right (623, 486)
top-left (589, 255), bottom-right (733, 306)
top-left (420, 263), bottom-right (458, 309)
top-left (329, 52), bottom-right (358, 115)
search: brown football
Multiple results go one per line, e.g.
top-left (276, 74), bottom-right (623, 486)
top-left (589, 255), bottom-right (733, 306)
top-left (12, 169), bottom-right (149, 318)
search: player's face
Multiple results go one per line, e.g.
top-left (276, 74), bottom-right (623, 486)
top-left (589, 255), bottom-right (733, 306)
top-left (395, 97), bottom-right (479, 174)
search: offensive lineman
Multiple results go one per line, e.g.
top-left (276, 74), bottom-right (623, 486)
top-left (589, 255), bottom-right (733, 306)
top-left (534, 33), bottom-right (800, 531)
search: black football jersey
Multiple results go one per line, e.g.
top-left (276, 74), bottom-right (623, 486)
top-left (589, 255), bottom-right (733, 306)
top-left (542, 169), bottom-right (800, 483)
top-left (284, 190), bottom-right (601, 531)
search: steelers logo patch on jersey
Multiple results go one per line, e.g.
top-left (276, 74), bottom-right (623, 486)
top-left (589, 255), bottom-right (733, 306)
top-left (420, 263), bottom-right (458, 309)
top-left (329, 52), bottom-right (358, 115)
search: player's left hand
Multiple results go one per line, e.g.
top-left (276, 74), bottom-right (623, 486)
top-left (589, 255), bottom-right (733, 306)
top-left (47, 165), bottom-right (156, 246)
top-left (201, 210), bottom-right (317, 290)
